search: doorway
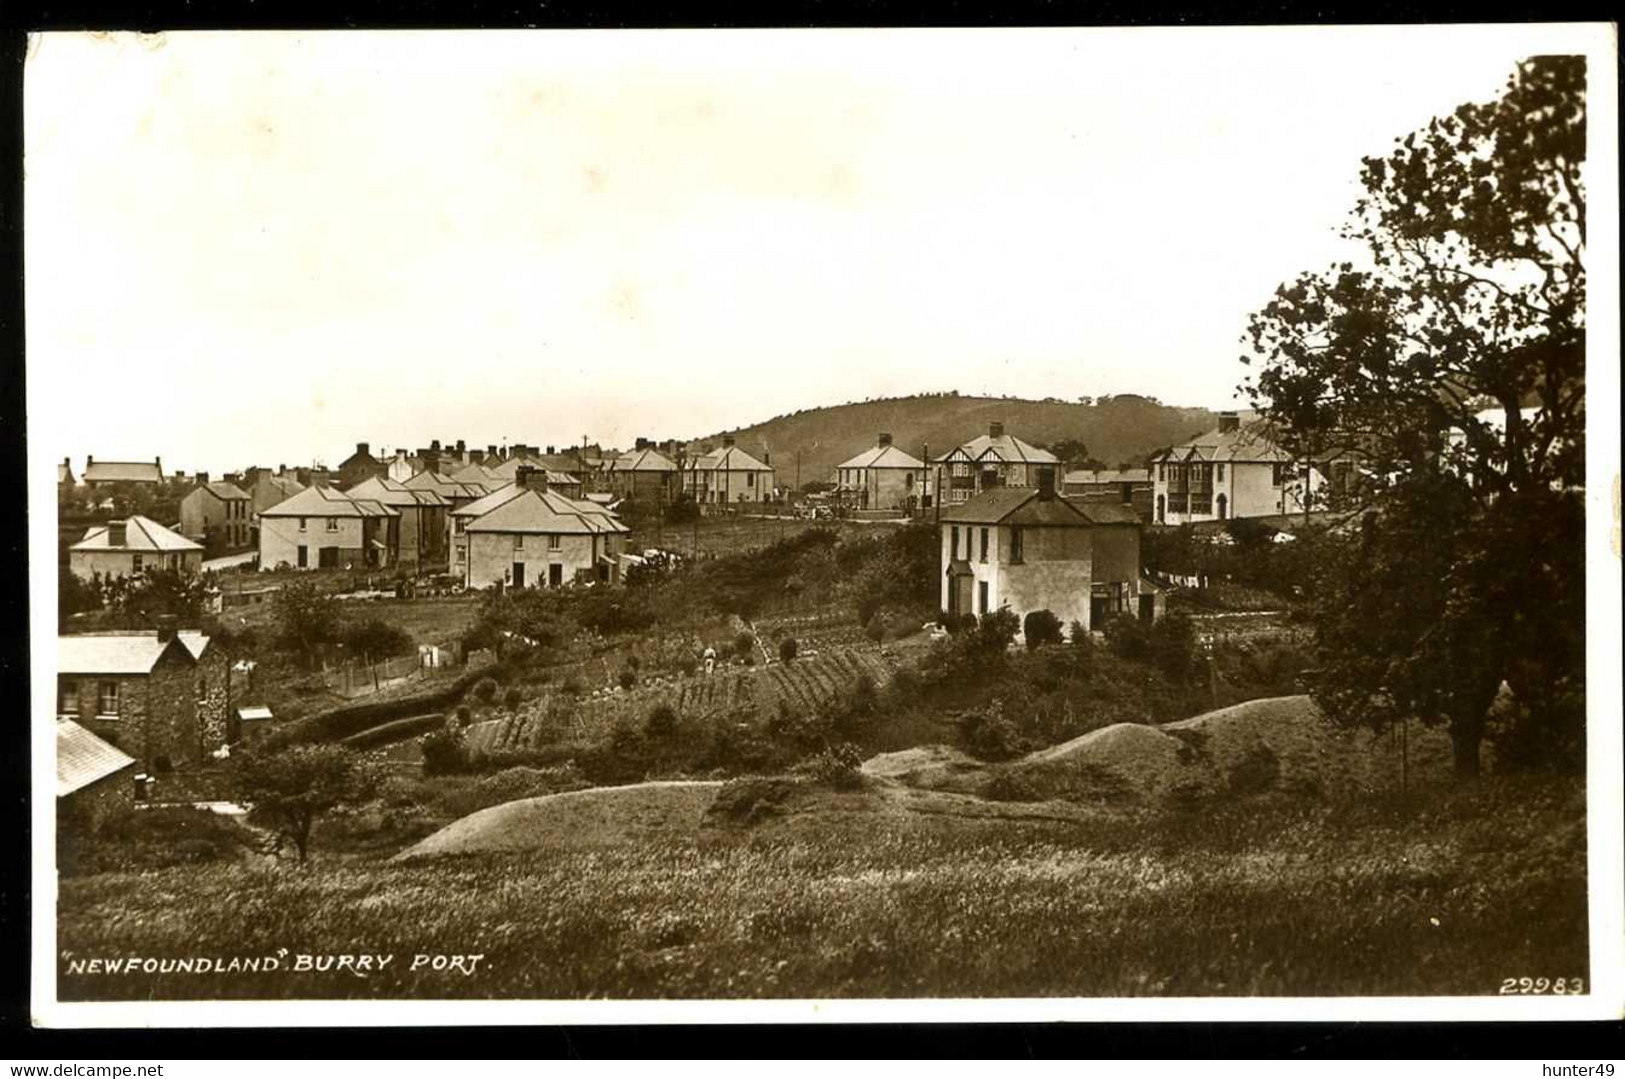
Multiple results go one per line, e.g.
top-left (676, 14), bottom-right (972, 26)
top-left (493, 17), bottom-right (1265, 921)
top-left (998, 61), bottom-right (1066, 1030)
top-left (512, 561), bottom-right (526, 588)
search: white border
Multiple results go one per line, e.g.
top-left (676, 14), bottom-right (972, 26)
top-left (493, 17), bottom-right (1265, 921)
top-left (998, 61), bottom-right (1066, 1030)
top-left (28, 21), bottom-right (1624, 1027)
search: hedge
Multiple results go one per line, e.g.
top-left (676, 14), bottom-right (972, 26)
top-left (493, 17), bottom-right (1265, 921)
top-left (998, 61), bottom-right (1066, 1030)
top-left (340, 713), bottom-right (446, 750)
top-left (283, 667), bottom-right (486, 744)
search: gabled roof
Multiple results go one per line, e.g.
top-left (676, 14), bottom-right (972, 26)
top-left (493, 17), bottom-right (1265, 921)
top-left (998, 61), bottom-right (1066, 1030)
top-left (1064, 468), bottom-right (1152, 486)
top-left (488, 456), bottom-right (582, 484)
top-left (838, 443), bottom-right (926, 470)
top-left (935, 432), bottom-right (1059, 467)
top-left (1152, 421), bottom-right (1294, 465)
top-left (69, 516), bottom-right (203, 553)
top-left (58, 632), bottom-right (200, 676)
top-left (57, 462), bottom-right (75, 484)
top-left (463, 487), bottom-right (630, 535)
top-left (403, 469), bottom-right (488, 500)
top-left (689, 445), bottom-right (773, 473)
top-left (607, 448), bottom-right (680, 473)
top-left (448, 463), bottom-right (508, 487)
top-left (254, 474), bottom-right (306, 499)
top-left (346, 475), bottom-right (449, 508)
top-left (198, 481), bottom-right (250, 501)
top-left (449, 481), bottom-right (528, 520)
top-left (939, 488), bottom-right (1141, 526)
top-left (83, 460), bottom-right (164, 484)
top-left (257, 484), bottom-right (400, 518)
top-left (57, 720), bottom-right (137, 797)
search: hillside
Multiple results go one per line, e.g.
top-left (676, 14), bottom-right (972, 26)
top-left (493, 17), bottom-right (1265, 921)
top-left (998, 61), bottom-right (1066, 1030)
top-left (689, 393), bottom-right (1217, 488)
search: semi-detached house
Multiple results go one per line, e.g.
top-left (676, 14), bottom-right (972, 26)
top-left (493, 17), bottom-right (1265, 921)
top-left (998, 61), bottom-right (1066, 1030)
top-left (455, 467), bottom-right (629, 589)
top-left (256, 484), bottom-right (398, 570)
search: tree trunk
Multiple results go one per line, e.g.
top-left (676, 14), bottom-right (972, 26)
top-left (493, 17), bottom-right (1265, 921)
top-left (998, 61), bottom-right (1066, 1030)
top-left (1449, 721), bottom-right (1483, 779)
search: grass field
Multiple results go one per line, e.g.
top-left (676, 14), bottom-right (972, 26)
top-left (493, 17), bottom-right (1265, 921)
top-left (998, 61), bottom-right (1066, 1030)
top-left (57, 775), bottom-right (1586, 1000)
top-left (630, 516), bottom-right (909, 560)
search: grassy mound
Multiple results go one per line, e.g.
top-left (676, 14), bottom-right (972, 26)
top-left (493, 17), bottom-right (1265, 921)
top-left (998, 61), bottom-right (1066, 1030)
top-left (394, 781), bottom-right (724, 860)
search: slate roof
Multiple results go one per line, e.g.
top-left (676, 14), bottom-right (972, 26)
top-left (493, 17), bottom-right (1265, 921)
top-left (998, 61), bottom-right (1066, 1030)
top-left (58, 632), bottom-right (201, 675)
top-left (70, 516), bottom-right (203, 553)
top-left (257, 484), bottom-right (400, 518)
top-left (689, 445), bottom-right (773, 473)
top-left (607, 448), bottom-right (680, 473)
top-left (83, 460), bottom-right (164, 484)
top-left (448, 463), bottom-right (509, 487)
top-left (489, 456), bottom-right (582, 484)
top-left (1152, 420), bottom-right (1294, 465)
top-left (463, 487), bottom-right (630, 535)
top-left (345, 475), bottom-right (449, 508)
top-left (201, 481), bottom-right (251, 501)
top-left (58, 462), bottom-right (74, 485)
top-left (935, 433), bottom-right (1058, 466)
top-left (939, 488), bottom-right (1142, 527)
top-left (838, 443), bottom-right (926, 470)
top-left (57, 720), bottom-right (137, 797)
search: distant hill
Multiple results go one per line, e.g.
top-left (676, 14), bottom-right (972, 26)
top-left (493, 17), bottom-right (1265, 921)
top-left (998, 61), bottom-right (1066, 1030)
top-left (689, 393), bottom-right (1218, 487)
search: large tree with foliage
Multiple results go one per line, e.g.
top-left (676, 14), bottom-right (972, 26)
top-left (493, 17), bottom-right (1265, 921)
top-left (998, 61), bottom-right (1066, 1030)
top-left (1241, 56), bottom-right (1586, 776)
top-left (236, 744), bottom-right (369, 862)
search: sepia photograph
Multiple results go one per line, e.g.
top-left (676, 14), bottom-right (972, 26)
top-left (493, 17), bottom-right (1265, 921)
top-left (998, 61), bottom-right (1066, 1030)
top-left (23, 23), bottom-right (1621, 1025)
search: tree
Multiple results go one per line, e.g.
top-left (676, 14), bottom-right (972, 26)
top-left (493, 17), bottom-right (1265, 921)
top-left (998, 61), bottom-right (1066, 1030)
top-left (1241, 57), bottom-right (1586, 776)
top-left (273, 578), bottom-right (343, 668)
top-left (235, 744), bottom-right (368, 861)
top-left (1022, 609), bottom-right (1064, 649)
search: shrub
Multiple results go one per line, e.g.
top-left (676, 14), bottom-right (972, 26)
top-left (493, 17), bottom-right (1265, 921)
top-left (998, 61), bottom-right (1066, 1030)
top-left (452, 704), bottom-right (473, 729)
top-left (1068, 620), bottom-right (1089, 646)
top-left (342, 617), bottom-right (414, 659)
top-left (646, 703), bottom-right (678, 737)
top-left (734, 631), bottom-right (756, 657)
top-left (562, 677), bottom-right (585, 696)
top-left (679, 657), bottom-right (698, 677)
top-left (864, 614), bottom-right (887, 644)
top-left (503, 687), bottom-right (524, 711)
top-left (856, 595), bottom-right (881, 626)
top-left (1023, 609), bottom-right (1064, 650)
top-left (470, 677), bottom-right (501, 705)
top-left (708, 777), bottom-right (798, 825)
top-left (618, 669), bottom-right (637, 691)
top-left (420, 725), bottom-right (471, 776)
top-left (804, 742), bottom-right (866, 790)
top-left (959, 701), bottom-right (1030, 762)
top-left (778, 637), bottom-right (799, 663)
top-left (971, 607), bottom-right (1020, 656)
top-left (742, 652), bottom-right (757, 667)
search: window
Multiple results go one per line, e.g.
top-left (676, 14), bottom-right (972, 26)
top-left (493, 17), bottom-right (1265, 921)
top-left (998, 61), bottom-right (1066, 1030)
top-left (132, 553), bottom-right (144, 573)
top-left (1009, 526), bottom-right (1024, 563)
top-left (1271, 463), bottom-right (1287, 487)
top-left (455, 546), bottom-right (465, 564)
top-left (950, 526), bottom-right (959, 560)
top-left (747, 472), bottom-right (755, 488)
top-left (454, 518), bottom-right (465, 534)
top-left (299, 517), bottom-right (307, 531)
top-left (514, 534), bottom-right (524, 550)
top-left (97, 681), bottom-right (120, 717)
top-left (548, 534), bottom-right (562, 551)
top-left (1158, 463), bottom-right (1166, 481)
top-left (1216, 463), bottom-right (1225, 481)
top-left (978, 580), bottom-right (989, 614)
top-left (326, 517), bottom-right (339, 532)
top-left (59, 680), bottom-right (78, 717)
top-left (979, 527), bottom-right (989, 563)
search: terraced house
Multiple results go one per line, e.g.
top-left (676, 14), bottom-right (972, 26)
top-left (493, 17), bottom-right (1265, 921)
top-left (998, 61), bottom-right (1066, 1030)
top-left (345, 475), bottom-right (450, 569)
top-left (455, 467), bottom-right (629, 589)
top-left (256, 484), bottom-right (398, 570)
top-left (940, 466), bottom-right (1159, 634)
top-left (604, 440), bottom-right (682, 505)
top-left (933, 422), bottom-right (1060, 506)
top-left (68, 516), bottom-right (203, 582)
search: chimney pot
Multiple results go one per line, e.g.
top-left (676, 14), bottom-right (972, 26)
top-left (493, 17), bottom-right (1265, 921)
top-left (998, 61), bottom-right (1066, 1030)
top-left (878, 432), bottom-right (893, 447)
top-left (456, 439), bottom-right (465, 453)
top-left (989, 422), bottom-right (1005, 439)
top-left (155, 615), bottom-right (178, 643)
top-left (722, 436), bottom-right (736, 449)
top-left (1218, 411), bottom-right (1241, 434)
top-left (1037, 465), bottom-right (1057, 501)
top-left (357, 442), bottom-right (370, 457)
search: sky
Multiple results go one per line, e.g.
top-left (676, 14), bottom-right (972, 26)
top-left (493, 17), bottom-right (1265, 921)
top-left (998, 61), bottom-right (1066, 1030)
top-left (22, 25), bottom-right (1602, 476)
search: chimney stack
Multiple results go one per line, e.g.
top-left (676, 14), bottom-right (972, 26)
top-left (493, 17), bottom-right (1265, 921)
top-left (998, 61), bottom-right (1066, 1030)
top-left (108, 521), bottom-right (127, 547)
top-left (195, 471), bottom-right (209, 484)
top-left (1036, 465), bottom-right (1057, 501)
top-left (155, 615), bottom-right (178, 644)
top-left (456, 439), bottom-right (465, 454)
top-left (488, 444), bottom-right (500, 460)
top-left (878, 432), bottom-right (893, 447)
top-left (722, 435), bottom-right (736, 449)
top-left (989, 422), bottom-right (1005, 440)
top-left (516, 465), bottom-right (548, 493)
top-left (635, 437), bottom-right (650, 451)
top-left (356, 442), bottom-right (370, 458)
top-left (1218, 411), bottom-right (1241, 434)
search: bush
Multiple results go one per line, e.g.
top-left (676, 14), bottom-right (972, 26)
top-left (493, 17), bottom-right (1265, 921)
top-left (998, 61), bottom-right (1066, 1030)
top-left (342, 617), bottom-right (414, 659)
top-left (470, 677), bottom-right (501, 705)
top-left (679, 657), bottom-right (698, 677)
top-left (778, 637), bottom-right (799, 663)
top-left (972, 607), bottom-right (1020, 656)
top-left (1068, 620), bottom-right (1089, 646)
top-left (959, 701), bottom-right (1030, 762)
top-left (803, 742), bottom-right (866, 790)
top-left (742, 652), bottom-right (757, 667)
top-left (646, 703), bottom-right (678, 737)
top-left (420, 725), bottom-right (471, 776)
top-left (562, 677), bottom-right (585, 696)
top-left (708, 777), bottom-right (798, 825)
top-left (503, 687), bottom-right (524, 711)
top-left (618, 669), bottom-right (637, 691)
top-left (864, 614), bottom-right (887, 644)
top-left (453, 704), bottom-right (473, 729)
top-left (1023, 609), bottom-right (1064, 650)
top-left (734, 631), bottom-right (756, 657)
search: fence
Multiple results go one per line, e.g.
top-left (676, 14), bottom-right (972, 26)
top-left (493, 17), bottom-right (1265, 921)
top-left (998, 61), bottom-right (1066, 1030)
top-left (323, 643), bottom-right (461, 699)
